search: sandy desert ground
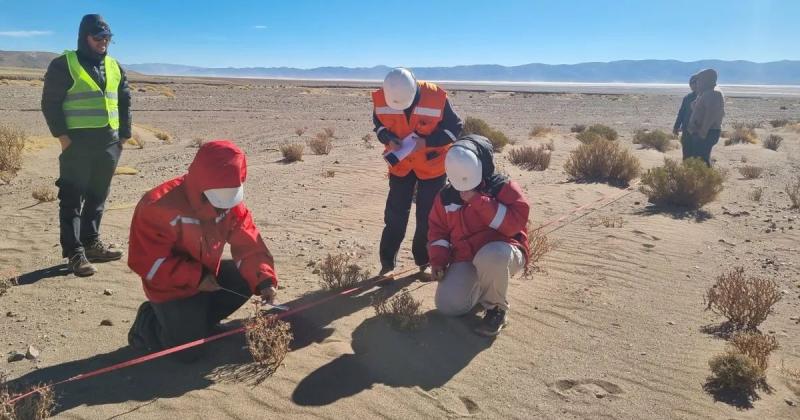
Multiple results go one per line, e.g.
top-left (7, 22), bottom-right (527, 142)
top-left (1, 73), bottom-right (799, 419)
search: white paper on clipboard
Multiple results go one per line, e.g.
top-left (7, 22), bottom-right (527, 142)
top-left (383, 134), bottom-right (418, 163)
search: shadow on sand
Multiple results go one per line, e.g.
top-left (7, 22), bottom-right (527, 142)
top-left (6, 274), bottom-right (418, 416)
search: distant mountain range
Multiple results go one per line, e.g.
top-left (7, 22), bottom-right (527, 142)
top-left (2, 51), bottom-right (798, 84)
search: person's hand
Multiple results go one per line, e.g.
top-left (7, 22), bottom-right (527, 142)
top-left (58, 135), bottom-right (71, 151)
top-left (197, 272), bottom-right (220, 292)
top-left (431, 266), bottom-right (446, 282)
top-left (459, 189), bottom-right (479, 202)
top-left (260, 286), bottom-right (277, 304)
top-left (672, 128), bottom-right (680, 136)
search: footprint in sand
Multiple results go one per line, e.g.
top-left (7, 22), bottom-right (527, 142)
top-left (458, 396), bottom-right (480, 414)
top-left (549, 379), bottom-right (624, 400)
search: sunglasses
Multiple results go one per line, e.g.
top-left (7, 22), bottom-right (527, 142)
top-left (91, 35), bottom-right (112, 42)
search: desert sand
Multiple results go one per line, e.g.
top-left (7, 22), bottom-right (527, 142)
top-left (1, 73), bottom-right (799, 419)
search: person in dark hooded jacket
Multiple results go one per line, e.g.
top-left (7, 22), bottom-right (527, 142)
top-left (428, 135), bottom-right (530, 336)
top-left (41, 14), bottom-right (132, 276)
top-left (673, 75), bottom-right (698, 160)
top-left (127, 140), bottom-right (278, 362)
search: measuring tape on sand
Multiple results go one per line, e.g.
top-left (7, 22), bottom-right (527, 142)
top-left (7, 182), bottom-right (641, 406)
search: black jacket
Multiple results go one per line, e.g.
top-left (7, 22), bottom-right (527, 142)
top-left (673, 91), bottom-right (696, 134)
top-left (41, 22), bottom-right (131, 145)
top-left (373, 90), bottom-right (463, 148)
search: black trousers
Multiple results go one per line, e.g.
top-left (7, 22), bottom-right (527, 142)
top-left (379, 172), bottom-right (446, 270)
top-left (57, 141), bottom-right (121, 257)
top-left (683, 129), bottom-right (720, 166)
top-left (129, 260), bottom-right (253, 362)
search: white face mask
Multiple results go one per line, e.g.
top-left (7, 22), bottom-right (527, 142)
top-left (204, 186), bottom-right (244, 209)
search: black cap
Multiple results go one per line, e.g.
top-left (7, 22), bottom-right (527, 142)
top-left (79, 14), bottom-right (113, 38)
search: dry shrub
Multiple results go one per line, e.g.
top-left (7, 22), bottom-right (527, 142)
top-left (362, 133), bottom-right (375, 149)
top-left (373, 290), bottom-right (425, 331)
top-left (295, 127), bottom-right (306, 137)
top-left (462, 117), bottom-right (513, 152)
top-left (633, 129), bottom-right (674, 152)
top-left (730, 332), bottom-right (779, 371)
top-left (769, 119), bottom-right (790, 128)
top-left (748, 187), bottom-right (763, 202)
top-left (160, 86), bottom-right (175, 98)
top-left (584, 124), bottom-right (618, 141)
top-left (787, 177), bottom-right (800, 209)
top-left (280, 143), bottom-right (304, 162)
top-left (640, 158), bottom-right (724, 208)
top-left (575, 131), bottom-right (604, 144)
top-left (738, 166), bottom-right (763, 179)
top-left (526, 226), bottom-right (552, 272)
top-left (545, 140), bottom-right (555, 151)
top-left (529, 125), bottom-right (553, 138)
top-left (323, 169), bottom-right (335, 178)
top-left (322, 127), bottom-right (335, 138)
top-left (31, 186), bottom-right (56, 203)
top-left (244, 309), bottom-right (292, 374)
top-left (508, 145), bottom-right (551, 171)
top-left (708, 350), bottom-right (766, 395)
top-left (0, 124), bottom-right (26, 182)
top-left (126, 133), bottom-right (145, 149)
top-left (0, 376), bottom-right (55, 420)
top-left (725, 127), bottom-right (757, 145)
top-left (154, 131), bottom-right (172, 143)
top-left (705, 267), bottom-right (782, 331)
top-left (318, 253), bottom-right (369, 290)
top-left (763, 134), bottom-right (782, 151)
top-left (570, 124), bottom-right (586, 133)
top-left (308, 133), bottom-right (333, 155)
top-left (564, 139), bottom-right (641, 185)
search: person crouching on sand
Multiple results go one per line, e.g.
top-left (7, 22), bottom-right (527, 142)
top-left (127, 140), bottom-right (278, 362)
top-left (427, 135), bottom-right (530, 336)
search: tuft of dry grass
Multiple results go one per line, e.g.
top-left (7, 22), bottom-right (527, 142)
top-left (730, 332), bottom-right (779, 371)
top-left (725, 126), bottom-right (758, 146)
top-left (640, 158), bottom-right (724, 208)
top-left (317, 253), bottom-right (369, 290)
top-left (280, 143), bottom-right (304, 163)
top-left (1, 375), bottom-right (55, 420)
top-left (633, 129), bottom-right (674, 152)
top-left (126, 133), bottom-right (145, 149)
top-left (575, 131), bottom-right (604, 144)
top-left (738, 166), bottom-right (763, 180)
top-left (762, 134), bottom-right (782, 151)
top-left (526, 226), bottom-right (552, 272)
top-left (31, 186), bottom-right (57, 203)
top-left (707, 350), bottom-right (766, 396)
top-left (154, 131), bottom-right (172, 143)
top-left (529, 125), bottom-right (553, 138)
top-left (462, 117), bottom-right (513, 152)
top-left (584, 124), bottom-right (618, 141)
top-left (507, 145), bottom-right (551, 171)
top-left (748, 187), bottom-right (763, 202)
top-left (244, 306), bottom-right (292, 375)
top-left (570, 124), bottom-right (586, 133)
top-left (564, 139), bottom-right (641, 185)
top-left (322, 127), bottom-right (335, 138)
top-left (705, 267), bottom-right (782, 331)
top-left (787, 177), bottom-right (800, 209)
top-left (0, 123), bottom-right (26, 183)
top-left (294, 127), bottom-right (306, 137)
top-left (308, 132), bottom-right (333, 155)
top-left (769, 119), bottom-right (790, 128)
top-left (114, 166), bottom-right (139, 176)
top-left (160, 86), bottom-right (175, 98)
top-left (323, 169), bottom-right (335, 178)
top-left (373, 290), bottom-right (426, 331)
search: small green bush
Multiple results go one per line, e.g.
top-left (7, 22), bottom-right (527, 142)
top-left (585, 124), bottom-right (618, 141)
top-left (640, 158), bottom-right (724, 208)
top-left (769, 119), bottom-right (790, 128)
top-left (462, 117), bottom-right (513, 152)
top-left (564, 140), bottom-right (640, 185)
top-left (633, 129), bottom-right (674, 152)
top-left (570, 124), bottom-right (586, 133)
top-left (708, 350), bottom-right (765, 394)
top-left (575, 131), bottom-right (605, 144)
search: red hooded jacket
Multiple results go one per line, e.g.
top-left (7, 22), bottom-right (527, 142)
top-left (128, 140), bottom-right (277, 303)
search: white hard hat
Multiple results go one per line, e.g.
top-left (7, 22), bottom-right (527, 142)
top-left (383, 68), bottom-right (417, 110)
top-left (445, 146), bottom-right (482, 191)
top-left (204, 186), bottom-right (244, 209)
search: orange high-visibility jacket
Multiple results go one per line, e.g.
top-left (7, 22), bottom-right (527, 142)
top-left (372, 81), bottom-right (451, 179)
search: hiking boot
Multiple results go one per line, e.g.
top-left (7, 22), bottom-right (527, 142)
top-left (84, 239), bottom-right (124, 262)
top-left (128, 302), bottom-right (160, 352)
top-left (474, 307), bottom-right (508, 337)
top-left (416, 265), bottom-right (432, 282)
top-left (68, 253), bottom-right (97, 277)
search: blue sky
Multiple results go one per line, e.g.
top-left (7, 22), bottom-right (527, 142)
top-left (1, 0), bottom-right (797, 68)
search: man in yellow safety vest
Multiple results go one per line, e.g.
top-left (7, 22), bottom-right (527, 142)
top-left (41, 14), bottom-right (132, 277)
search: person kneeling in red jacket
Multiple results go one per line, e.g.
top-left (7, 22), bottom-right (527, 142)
top-left (428, 135), bottom-right (530, 336)
top-left (127, 140), bottom-right (278, 361)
